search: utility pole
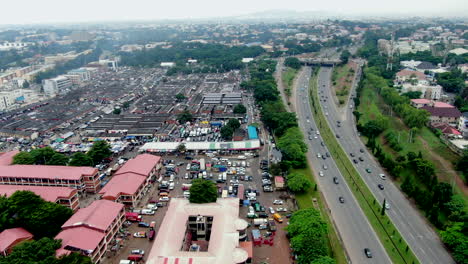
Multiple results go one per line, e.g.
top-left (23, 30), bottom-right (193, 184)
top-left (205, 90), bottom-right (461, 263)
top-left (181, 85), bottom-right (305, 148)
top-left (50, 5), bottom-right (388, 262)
top-left (381, 198), bottom-right (386, 216)
top-left (386, 32), bottom-right (395, 71)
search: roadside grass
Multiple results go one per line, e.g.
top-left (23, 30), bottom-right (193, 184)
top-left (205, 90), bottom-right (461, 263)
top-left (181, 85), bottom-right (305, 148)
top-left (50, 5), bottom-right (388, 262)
top-left (282, 67), bottom-right (298, 97)
top-left (331, 63), bottom-right (355, 105)
top-left (309, 70), bottom-right (420, 264)
top-left (292, 166), bottom-right (348, 264)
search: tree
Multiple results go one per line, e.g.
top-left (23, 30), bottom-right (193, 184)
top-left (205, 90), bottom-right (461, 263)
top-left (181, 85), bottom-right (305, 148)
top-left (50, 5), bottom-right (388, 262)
top-left (361, 119), bottom-right (387, 138)
top-left (433, 182), bottom-right (453, 206)
top-left (287, 173), bottom-right (312, 193)
top-left (340, 50), bottom-right (351, 64)
top-left (233, 104), bottom-right (247, 114)
top-left (30, 147), bottom-right (56, 165)
top-left (220, 126), bottom-right (234, 140)
top-left (177, 110), bottom-right (193, 123)
top-left (22, 80), bottom-right (30, 88)
top-left (0, 237), bottom-right (92, 264)
top-left (456, 150), bottom-right (468, 183)
top-left (12, 152), bottom-right (34, 165)
top-left (402, 91), bottom-right (422, 99)
top-left (286, 208), bottom-right (329, 263)
top-left (122, 101), bottom-right (130, 109)
top-left (440, 222), bottom-right (468, 264)
top-left (284, 57), bottom-right (301, 70)
top-left (175, 93), bottom-right (186, 101)
top-left (176, 143), bottom-right (186, 153)
top-left (68, 152), bottom-right (94, 167)
top-left (311, 256), bottom-right (336, 264)
top-left (189, 179), bottom-right (218, 203)
top-left (226, 118), bottom-right (241, 130)
top-left (46, 153), bottom-right (69, 166)
top-left (87, 140), bottom-right (112, 165)
top-left (113, 108), bottom-right (121, 115)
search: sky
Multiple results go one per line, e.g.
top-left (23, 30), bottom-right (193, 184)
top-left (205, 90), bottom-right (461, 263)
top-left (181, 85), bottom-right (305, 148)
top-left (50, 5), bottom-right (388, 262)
top-left (1, 0), bottom-right (467, 25)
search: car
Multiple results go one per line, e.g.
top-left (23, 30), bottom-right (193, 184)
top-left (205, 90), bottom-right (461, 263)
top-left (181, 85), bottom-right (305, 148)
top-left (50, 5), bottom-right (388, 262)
top-left (133, 231), bottom-right (146, 238)
top-left (309, 135), bottom-right (313, 140)
top-left (322, 155), bottom-right (326, 160)
top-left (350, 153), bottom-right (355, 157)
top-left (159, 197), bottom-right (170, 202)
top-left (366, 168), bottom-right (372, 173)
top-left (258, 212), bottom-right (269, 218)
top-left (359, 157), bottom-right (364, 162)
top-left (333, 177), bottom-right (339, 184)
top-left (326, 152), bottom-right (330, 157)
top-left (321, 141), bottom-right (325, 147)
top-left (316, 131), bottom-right (320, 135)
top-left (338, 196), bottom-right (345, 203)
top-left (378, 184), bottom-right (384, 190)
top-left (269, 207), bottom-right (275, 214)
top-left (273, 200), bottom-right (284, 205)
top-left (130, 249), bottom-right (145, 255)
top-left (337, 123), bottom-right (341, 127)
top-left (276, 207), bottom-right (287, 212)
top-left (364, 248), bottom-right (372, 258)
top-left (138, 222), bottom-right (150, 228)
top-left (353, 159), bottom-right (358, 164)
top-left (323, 165), bottom-right (328, 170)
top-left (317, 153), bottom-right (321, 158)
top-left (336, 134), bottom-right (340, 138)
top-left (379, 173), bottom-right (386, 180)
top-left (319, 171), bottom-right (324, 177)
top-left (314, 135), bottom-right (318, 139)
top-left (385, 203), bottom-right (390, 210)
top-left (360, 148), bottom-right (364, 153)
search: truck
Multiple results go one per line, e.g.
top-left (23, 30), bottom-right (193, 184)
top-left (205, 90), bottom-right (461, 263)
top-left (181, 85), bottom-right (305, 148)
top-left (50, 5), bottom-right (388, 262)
top-left (252, 229), bottom-right (261, 243)
top-left (221, 189), bottom-right (228, 198)
top-left (125, 212), bottom-right (142, 222)
top-left (253, 218), bottom-right (268, 226)
top-left (274, 176), bottom-right (285, 190)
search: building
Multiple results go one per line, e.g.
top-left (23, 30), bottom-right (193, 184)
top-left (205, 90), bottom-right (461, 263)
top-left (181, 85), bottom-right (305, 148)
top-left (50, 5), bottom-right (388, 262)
top-left (410, 99), bottom-right (455, 109)
top-left (140, 139), bottom-right (261, 152)
top-left (0, 150), bottom-right (18, 165)
top-left (0, 42), bottom-right (31, 51)
top-left (69, 31), bottom-right (95, 42)
top-left (0, 165), bottom-right (100, 193)
top-left (42, 76), bottom-right (72, 95)
top-left (432, 123), bottom-right (462, 136)
top-left (0, 228), bottom-right (33, 256)
top-left (55, 200), bottom-right (125, 263)
top-left (0, 185), bottom-right (80, 211)
top-left (395, 69), bottom-right (427, 84)
top-left (64, 68), bottom-right (91, 85)
top-left (160, 62), bottom-right (175, 67)
top-left (421, 105), bottom-right (462, 126)
top-left (146, 198), bottom-right (249, 264)
top-left (458, 112), bottom-right (468, 138)
top-left (449, 48), bottom-right (468, 56)
top-left (401, 83), bottom-right (442, 100)
top-left (99, 154), bottom-right (161, 207)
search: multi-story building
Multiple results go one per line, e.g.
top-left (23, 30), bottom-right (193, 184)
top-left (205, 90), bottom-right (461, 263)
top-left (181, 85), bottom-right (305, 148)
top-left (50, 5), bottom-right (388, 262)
top-left (64, 68), bottom-right (91, 85)
top-left (55, 200), bottom-right (125, 263)
top-left (0, 165), bottom-right (100, 193)
top-left (0, 42), bottom-right (31, 51)
top-left (421, 105), bottom-right (462, 127)
top-left (0, 185), bottom-right (80, 211)
top-left (0, 228), bottom-right (33, 256)
top-left (401, 83), bottom-right (442, 100)
top-left (42, 76), bottom-right (72, 95)
top-left (458, 112), bottom-right (468, 138)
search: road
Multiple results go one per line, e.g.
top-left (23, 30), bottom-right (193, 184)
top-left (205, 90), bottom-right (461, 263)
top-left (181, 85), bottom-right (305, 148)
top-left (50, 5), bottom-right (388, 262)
top-left (294, 66), bottom-right (391, 264)
top-left (316, 66), bottom-right (455, 264)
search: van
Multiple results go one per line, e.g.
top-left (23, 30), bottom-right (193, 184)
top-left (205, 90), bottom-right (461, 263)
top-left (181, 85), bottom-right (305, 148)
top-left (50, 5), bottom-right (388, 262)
top-left (202, 171), bottom-right (207, 178)
top-left (148, 230), bottom-right (156, 241)
top-left (127, 254), bottom-right (143, 261)
top-left (273, 213), bottom-right (283, 223)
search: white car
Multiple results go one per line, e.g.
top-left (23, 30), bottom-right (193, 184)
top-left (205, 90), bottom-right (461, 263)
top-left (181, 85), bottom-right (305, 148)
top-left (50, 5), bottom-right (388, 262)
top-left (379, 174), bottom-right (386, 180)
top-left (159, 197), bottom-right (170, 202)
top-left (319, 171), bottom-right (324, 177)
top-left (273, 200), bottom-right (284, 205)
top-left (269, 207), bottom-right (275, 214)
top-left (130, 249), bottom-right (145, 255)
top-left (184, 173), bottom-right (189, 179)
top-left (385, 203), bottom-right (390, 210)
top-left (276, 207), bottom-right (287, 212)
top-left (146, 203), bottom-right (158, 210)
top-left (133, 231), bottom-right (146, 238)
top-left (316, 131), bottom-right (320, 135)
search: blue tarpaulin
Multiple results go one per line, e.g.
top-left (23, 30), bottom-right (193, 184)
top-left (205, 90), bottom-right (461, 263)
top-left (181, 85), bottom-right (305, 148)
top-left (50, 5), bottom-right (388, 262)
top-left (247, 126), bottom-right (258, 140)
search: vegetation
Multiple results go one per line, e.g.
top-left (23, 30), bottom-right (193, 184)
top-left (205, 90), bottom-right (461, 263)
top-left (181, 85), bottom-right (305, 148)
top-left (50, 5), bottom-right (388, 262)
top-left (188, 179), bottom-right (218, 203)
top-left (177, 110), bottom-right (193, 124)
top-left (175, 93), bottom-right (186, 101)
top-left (87, 140), bottom-right (112, 165)
top-left (0, 191), bottom-right (73, 238)
top-left (233, 104), bottom-right (247, 114)
top-left (277, 127), bottom-right (308, 169)
top-left (286, 208), bottom-right (330, 264)
top-left (286, 172), bottom-right (312, 193)
top-left (339, 50), bottom-right (351, 64)
top-left (68, 152), bottom-right (94, 167)
top-left (436, 68), bottom-right (466, 94)
top-left (331, 63), bottom-right (355, 105)
top-left (284, 57), bottom-right (301, 70)
top-left (283, 67), bottom-right (299, 97)
top-left (113, 108), bottom-right (121, 115)
top-left (0, 237), bottom-right (92, 264)
top-left (13, 147), bottom-right (68, 166)
top-left (220, 118), bottom-right (241, 140)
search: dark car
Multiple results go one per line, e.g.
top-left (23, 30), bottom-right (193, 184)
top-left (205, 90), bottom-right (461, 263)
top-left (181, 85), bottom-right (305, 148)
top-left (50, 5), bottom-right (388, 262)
top-left (364, 248), bottom-right (372, 258)
top-left (258, 212), bottom-right (268, 218)
top-left (378, 184), bottom-right (384, 190)
top-left (353, 159), bottom-right (358, 164)
top-left (321, 141), bottom-right (325, 147)
top-left (322, 155), bottom-right (326, 160)
top-left (138, 222), bottom-right (150, 228)
top-left (350, 153), bottom-right (355, 157)
top-left (339, 196), bottom-right (345, 203)
top-left (360, 148), bottom-right (364, 153)
top-left (326, 152), bottom-right (330, 157)
top-left (333, 177), bottom-right (339, 184)
top-left (336, 134), bottom-right (340, 138)
top-left (359, 157), bottom-right (364, 162)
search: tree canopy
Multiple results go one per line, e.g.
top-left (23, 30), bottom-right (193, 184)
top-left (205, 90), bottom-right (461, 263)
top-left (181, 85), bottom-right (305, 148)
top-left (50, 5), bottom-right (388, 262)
top-left (68, 152), bottom-right (94, 167)
top-left (286, 172), bottom-right (312, 193)
top-left (87, 140), bottom-right (112, 165)
top-left (189, 179), bottom-right (218, 203)
top-left (284, 57), bottom-right (301, 70)
top-left (177, 110), bottom-right (193, 124)
top-left (233, 104), bottom-right (247, 114)
top-left (340, 50), bottom-right (351, 64)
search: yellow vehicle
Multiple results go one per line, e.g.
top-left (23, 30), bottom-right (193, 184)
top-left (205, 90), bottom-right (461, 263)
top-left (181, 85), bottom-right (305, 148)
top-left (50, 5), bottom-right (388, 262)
top-left (273, 213), bottom-right (283, 223)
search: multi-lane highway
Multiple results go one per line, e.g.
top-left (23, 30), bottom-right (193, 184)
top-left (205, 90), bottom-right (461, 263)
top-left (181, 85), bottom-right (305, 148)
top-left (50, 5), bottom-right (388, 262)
top-left (293, 66), bottom-right (392, 264)
top-left (316, 66), bottom-right (454, 264)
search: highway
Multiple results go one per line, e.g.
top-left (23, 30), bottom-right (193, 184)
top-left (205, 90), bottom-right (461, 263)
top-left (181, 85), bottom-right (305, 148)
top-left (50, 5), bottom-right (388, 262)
top-left (316, 66), bottom-right (455, 264)
top-left (293, 66), bottom-right (392, 264)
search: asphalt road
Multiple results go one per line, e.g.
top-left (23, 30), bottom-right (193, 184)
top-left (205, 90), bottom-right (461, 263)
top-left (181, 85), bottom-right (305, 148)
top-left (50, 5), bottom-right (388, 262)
top-left (317, 66), bottom-right (455, 264)
top-left (294, 66), bottom-right (392, 264)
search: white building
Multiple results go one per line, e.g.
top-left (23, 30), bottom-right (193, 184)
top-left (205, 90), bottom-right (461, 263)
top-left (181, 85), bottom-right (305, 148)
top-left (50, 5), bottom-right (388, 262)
top-left (0, 42), bottom-right (31, 51)
top-left (160, 62), bottom-right (175, 67)
top-left (42, 76), bottom-right (72, 95)
top-left (0, 91), bottom-right (15, 110)
top-left (459, 112), bottom-right (468, 138)
top-left (64, 68), bottom-right (91, 85)
top-left (401, 83), bottom-right (442, 100)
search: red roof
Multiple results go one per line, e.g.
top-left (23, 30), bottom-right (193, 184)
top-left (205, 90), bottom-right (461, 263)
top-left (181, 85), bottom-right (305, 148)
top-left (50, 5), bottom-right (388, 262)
top-left (0, 185), bottom-right (76, 203)
top-left (61, 200), bottom-right (123, 232)
top-left (115, 154), bottom-right (161, 177)
top-left (421, 106), bottom-right (462, 118)
top-left (396, 69), bottom-right (426, 80)
top-left (434, 102), bottom-right (455, 108)
top-left (99, 172), bottom-right (146, 200)
top-left (55, 226), bottom-right (104, 257)
top-left (274, 176), bottom-right (284, 183)
top-left (0, 150), bottom-right (19, 166)
top-left (0, 165), bottom-right (97, 181)
top-left (432, 123), bottom-right (462, 135)
top-left (0, 228), bottom-right (33, 253)
top-left (411, 99), bottom-right (431, 104)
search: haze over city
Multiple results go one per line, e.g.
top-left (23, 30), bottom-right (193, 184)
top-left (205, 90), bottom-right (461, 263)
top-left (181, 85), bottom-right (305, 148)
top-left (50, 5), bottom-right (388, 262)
top-left (1, 0), bottom-right (468, 24)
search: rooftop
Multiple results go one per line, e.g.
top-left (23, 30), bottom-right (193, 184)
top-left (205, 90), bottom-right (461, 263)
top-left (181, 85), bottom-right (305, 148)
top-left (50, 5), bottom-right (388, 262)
top-left (146, 198), bottom-right (248, 264)
top-left (0, 150), bottom-right (19, 166)
top-left (114, 154), bottom-right (161, 177)
top-left (0, 165), bottom-right (97, 181)
top-left (396, 69), bottom-right (426, 80)
top-left (0, 185), bottom-right (76, 203)
top-left (99, 172), bottom-right (146, 199)
top-left (0, 228), bottom-right (33, 254)
top-left (421, 106), bottom-right (462, 118)
top-left (61, 200), bottom-right (124, 232)
top-left (55, 226), bottom-right (104, 257)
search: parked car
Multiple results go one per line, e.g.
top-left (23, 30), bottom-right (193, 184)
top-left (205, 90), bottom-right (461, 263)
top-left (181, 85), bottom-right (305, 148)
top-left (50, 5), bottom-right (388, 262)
top-left (273, 200), bottom-right (283, 205)
top-left (339, 197), bottom-right (345, 203)
top-left (379, 173), bottom-right (386, 180)
top-left (366, 168), bottom-right (372, 173)
top-left (364, 248), bottom-right (372, 258)
top-left (133, 231), bottom-right (146, 238)
top-left (130, 249), bottom-right (145, 255)
top-left (378, 184), bottom-right (384, 190)
top-left (138, 222), bottom-right (150, 228)
top-left (269, 207), bottom-right (275, 214)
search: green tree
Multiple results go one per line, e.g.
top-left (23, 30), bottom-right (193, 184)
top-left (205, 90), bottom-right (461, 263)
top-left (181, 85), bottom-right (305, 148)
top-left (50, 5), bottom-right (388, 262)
top-left (177, 110), bottom-right (193, 123)
top-left (176, 143), bottom-right (186, 153)
top-left (456, 150), bottom-right (468, 183)
top-left (311, 256), bottom-right (336, 264)
top-left (122, 101), bottom-right (130, 109)
top-left (87, 141), bottom-right (112, 165)
top-left (46, 153), bottom-right (69, 166)
top-left (233, 104), bottom-right (247, 114)
top-left (68, 152), bottom-right (94, 167)
top-left (113, 108), bottom-right (121, 115)
top-left (402, 91), bottom-right (422, 99)
top-left (12, 152), bottom-right (35, 165)
top-left (189, 179), bottom-right (218, 203)
top-left (440, 222), bottom-right (468, 263)
top-left (284, 57), bottom-right (301, 69)
top-left (286, 208), bottom-right (329, 263)
top-left (30, 147), bottom-right (56, 165)
top-left (226, 118), bottom-right (241, 130)
top-left (22, 80), bottom-right (30, 88)
top-left (287, 173), bottom-right (312, 193)
top-left (220, 126), bottom-right (234, 140)
top-left (175, 93), bottom-right (186, 101)
top-left (340, 50), bottom-right (351, 64)
top-left (432, 182), bottom-right (453, 206)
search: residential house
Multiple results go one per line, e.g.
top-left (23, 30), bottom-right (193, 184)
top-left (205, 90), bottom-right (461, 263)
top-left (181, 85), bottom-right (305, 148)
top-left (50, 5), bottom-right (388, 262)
top-left (421, 105), bottom-right (462, 126)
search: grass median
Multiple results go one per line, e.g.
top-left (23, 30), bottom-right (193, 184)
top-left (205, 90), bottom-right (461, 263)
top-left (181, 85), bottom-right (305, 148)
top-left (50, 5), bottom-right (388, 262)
top-left (308, 69), bottom-right (420, 264)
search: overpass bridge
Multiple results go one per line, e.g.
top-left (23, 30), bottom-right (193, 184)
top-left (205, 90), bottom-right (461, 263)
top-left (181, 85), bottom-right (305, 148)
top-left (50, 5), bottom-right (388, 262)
top-left (298, 58), bottom-right (341, 66)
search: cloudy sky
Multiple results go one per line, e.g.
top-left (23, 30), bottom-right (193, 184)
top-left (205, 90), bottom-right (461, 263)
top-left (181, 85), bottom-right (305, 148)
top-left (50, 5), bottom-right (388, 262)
top-left (2, 0), bottom-right (467, 24)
